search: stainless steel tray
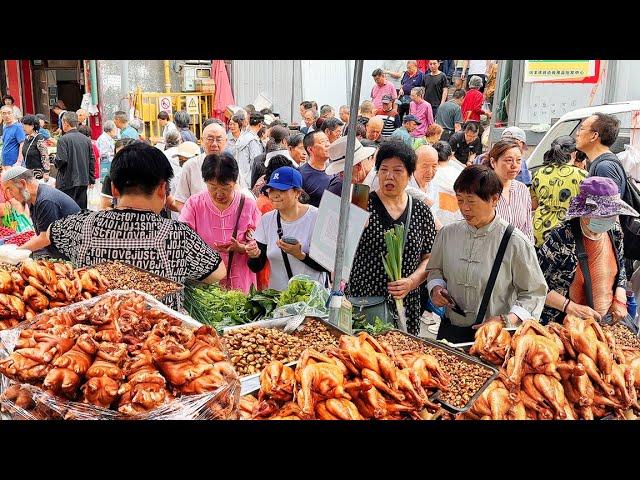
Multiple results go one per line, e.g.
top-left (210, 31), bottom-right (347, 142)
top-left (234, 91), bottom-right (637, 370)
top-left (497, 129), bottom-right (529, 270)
top-left (376, 329), bottom-right (499, 414)
top-left (223, 315), bottom-right (351, 395)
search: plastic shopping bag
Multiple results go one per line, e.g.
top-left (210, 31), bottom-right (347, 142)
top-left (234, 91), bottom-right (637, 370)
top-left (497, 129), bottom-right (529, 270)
top-left (88, 181), bottom-right (102, 211)
top-left (2, 207), bottom-right (32, 232)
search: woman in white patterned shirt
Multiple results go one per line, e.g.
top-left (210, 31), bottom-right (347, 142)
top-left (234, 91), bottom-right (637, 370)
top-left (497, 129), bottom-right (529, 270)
top-left (483, 139), bottom-right (534, 243)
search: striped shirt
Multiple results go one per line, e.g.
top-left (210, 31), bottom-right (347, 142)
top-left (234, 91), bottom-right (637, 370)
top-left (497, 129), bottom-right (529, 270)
top-left (376, 113), bottom-right (399, 138)
top-left (496, 179), bottom-right (534, 244)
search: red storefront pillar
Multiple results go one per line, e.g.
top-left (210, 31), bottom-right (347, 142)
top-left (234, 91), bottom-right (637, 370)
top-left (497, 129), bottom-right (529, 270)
top-left (4, 60), bottom-right (22, 110)
top-left (20, 60), bottom-right (34, 114)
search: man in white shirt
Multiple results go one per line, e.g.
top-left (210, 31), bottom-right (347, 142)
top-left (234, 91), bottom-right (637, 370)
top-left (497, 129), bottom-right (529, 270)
top-left (158, 111), bottom-right (178, 142)
top-left (463, 60), bottom-right (489, 92)
top-left (174, 123), bottom-right (240, 211)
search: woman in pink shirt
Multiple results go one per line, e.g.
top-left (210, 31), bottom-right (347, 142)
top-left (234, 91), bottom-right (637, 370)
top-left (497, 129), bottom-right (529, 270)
top-left (179, 152), bottom-right (261, 293)
top-left (409, 87), bottom-right (434, 138)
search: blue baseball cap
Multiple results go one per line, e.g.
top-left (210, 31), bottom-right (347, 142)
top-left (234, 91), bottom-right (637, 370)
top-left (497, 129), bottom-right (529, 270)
top-left (265, 166), bottom-right (302, 191)
top-left (403, 114), bottom-right (422, 125)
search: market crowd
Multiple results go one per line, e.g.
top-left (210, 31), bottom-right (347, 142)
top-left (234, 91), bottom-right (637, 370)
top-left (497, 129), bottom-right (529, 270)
top-left (1, 59), bottom-right (638, 343)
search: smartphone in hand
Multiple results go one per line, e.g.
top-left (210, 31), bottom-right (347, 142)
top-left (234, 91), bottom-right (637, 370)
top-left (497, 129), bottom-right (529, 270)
top-left (441, 290), bottom-right (465, 316)
top-left (351, 184), bottom-right (370, 210)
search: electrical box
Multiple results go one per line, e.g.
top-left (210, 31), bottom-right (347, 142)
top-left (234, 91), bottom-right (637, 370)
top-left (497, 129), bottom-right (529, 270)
top-left (182, 64), bottom-right (212, 92)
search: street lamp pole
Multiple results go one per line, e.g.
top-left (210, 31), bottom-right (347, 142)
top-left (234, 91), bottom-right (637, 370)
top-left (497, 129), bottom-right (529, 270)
top-left (328, 59), bottom-right (364, 327)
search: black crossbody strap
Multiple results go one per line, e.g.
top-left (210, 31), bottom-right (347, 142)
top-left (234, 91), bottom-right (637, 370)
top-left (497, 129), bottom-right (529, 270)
top-left (570, 218), bottom-right (594, 309)
top-left (402, 195), bottom-right (413, 257)
top-left (276, 211), bottom-right (294, 280)
top-left (474, 224), bottom-right (514, 325)
top-left (226, 195), bottom-right (246, 280)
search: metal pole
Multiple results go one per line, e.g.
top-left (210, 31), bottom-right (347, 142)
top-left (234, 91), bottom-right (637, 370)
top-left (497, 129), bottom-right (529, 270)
top-left (328, 59), bottom-right (364, 327)
top-left (120, 60), bottom-right (130, 116)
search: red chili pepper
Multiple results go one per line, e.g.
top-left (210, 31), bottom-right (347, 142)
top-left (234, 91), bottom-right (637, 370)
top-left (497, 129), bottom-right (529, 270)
top-left (4, 231), bottom-right (35, 246)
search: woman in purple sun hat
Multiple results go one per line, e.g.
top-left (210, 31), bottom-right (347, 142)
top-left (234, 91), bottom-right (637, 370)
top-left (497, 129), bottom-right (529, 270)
top-left (537, 176), bottom-right (639, 328)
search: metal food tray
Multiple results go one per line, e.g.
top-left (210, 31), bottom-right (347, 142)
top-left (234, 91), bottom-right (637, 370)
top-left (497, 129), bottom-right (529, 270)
top-left (223, 315), bottom-right (351, 395)
top-left (91, 261), bottom-right (185, 305)
top-left (376, 329), bottom-right (499, 414)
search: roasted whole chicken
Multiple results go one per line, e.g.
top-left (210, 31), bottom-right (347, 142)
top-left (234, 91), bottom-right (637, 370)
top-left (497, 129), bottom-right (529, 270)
top-left (470, 320), bottom-right (512, 366)
top-left (259, 360), bottom-right (296, 402)
top-left (248, 331), bottom-right (450, 420)
top-left (464, 316), bottom-right (640, 420)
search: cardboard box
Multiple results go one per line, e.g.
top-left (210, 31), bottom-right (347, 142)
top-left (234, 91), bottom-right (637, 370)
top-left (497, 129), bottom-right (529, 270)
top-left (195, 78), bottom-right (215, 93)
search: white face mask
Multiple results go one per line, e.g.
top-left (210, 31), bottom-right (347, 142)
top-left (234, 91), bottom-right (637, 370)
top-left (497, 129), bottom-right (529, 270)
top-left (588, 217), bottom-right (616, 233)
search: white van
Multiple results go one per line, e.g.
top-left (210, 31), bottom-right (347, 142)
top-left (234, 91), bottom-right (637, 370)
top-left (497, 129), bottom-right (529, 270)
top-left (526, 101), bottom-right (640, 175)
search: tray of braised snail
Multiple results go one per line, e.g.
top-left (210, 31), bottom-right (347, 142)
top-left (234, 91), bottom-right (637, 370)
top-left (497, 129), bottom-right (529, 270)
top-left (374, 329), bottom-right (498, 413)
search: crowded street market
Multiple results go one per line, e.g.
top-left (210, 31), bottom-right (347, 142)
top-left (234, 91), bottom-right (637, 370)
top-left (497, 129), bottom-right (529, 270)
top-left (1, 58), bottom-right (640, 421)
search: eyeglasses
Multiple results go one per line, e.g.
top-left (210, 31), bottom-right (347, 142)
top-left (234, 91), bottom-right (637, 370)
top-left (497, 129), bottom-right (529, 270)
top-left (499, 158), bottom-right (522, 166)
top-left (578, 125), bottom-right (596, 134)
top-left (203, 136), bottom-right (225, 144)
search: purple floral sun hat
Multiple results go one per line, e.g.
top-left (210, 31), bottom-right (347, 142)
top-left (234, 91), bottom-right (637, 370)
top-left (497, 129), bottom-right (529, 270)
top-left (566, 176), bottom-right (639, 219)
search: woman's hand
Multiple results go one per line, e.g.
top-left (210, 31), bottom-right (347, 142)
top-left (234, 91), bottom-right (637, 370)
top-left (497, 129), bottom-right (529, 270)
top-left (216, 237), bottom-right (246, 254)
top-left (245, 240), bottom-right (260, 259)
top-left (277, 239), bottom-right (304, 261)
top-left (387, 277), bottom-right (414, 300)
top-left (566, 301), bottom-right (602, 321)
top-left (610, 298), bottom-right (628, 324)
top-left (430, 285), bottom-right (450, 308)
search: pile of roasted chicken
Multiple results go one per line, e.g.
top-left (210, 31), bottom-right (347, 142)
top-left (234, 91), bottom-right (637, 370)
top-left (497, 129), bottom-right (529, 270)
top-left (463, 317), bottom-right (640, 420)
top-left (0, 292), bottom-right (238, 418)
top-left (0, 259), bottom-right (109, 331)
top-left (239, 331), bottom-right (451, 420)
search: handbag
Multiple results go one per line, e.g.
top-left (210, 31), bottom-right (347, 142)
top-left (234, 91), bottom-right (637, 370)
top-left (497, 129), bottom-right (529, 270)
top-left (348, 196), bottom-right (413, 327)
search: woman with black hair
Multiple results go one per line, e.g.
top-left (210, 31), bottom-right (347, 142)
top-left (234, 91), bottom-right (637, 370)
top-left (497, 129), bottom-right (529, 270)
top-left (2, 95), bottom-right (22, 119)
top-left (428, 165), bottom-right (547, 343)
top-left (287, 132), bottom-right (307, 166)
top-left (20, 114), bottom-right (49, 180)
top-left (44, 142), bottom-right (226, 307)
top-left (531, 136), bottom-right (587, 247)
top-left (250, 154), bottom-right (295, 290)
top-left (179, 152), bottom-right (261, 293)
top-left (347, 140), bottom-right (437, 335)
top-left (246, 166), bottom-right (327, 291)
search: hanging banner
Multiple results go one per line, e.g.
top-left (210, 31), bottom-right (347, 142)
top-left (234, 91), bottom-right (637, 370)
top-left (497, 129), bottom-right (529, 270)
top-left (524, 60), bottom-right (600, 83)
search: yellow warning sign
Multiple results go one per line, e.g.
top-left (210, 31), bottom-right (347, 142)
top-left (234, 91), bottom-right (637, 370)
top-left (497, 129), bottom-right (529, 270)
top-left (186, 96), bottom-right (199, 115)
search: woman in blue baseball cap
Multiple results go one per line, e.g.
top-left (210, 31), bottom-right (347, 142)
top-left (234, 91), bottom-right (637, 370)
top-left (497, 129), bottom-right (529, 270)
top-left (246, 166), bottom-right (327, 290)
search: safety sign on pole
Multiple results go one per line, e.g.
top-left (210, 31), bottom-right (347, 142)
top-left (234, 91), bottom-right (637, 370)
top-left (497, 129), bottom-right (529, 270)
top-left (186, 95), bottom-right (199, 115)
top-left (158, 96), bottom-right (172, 115)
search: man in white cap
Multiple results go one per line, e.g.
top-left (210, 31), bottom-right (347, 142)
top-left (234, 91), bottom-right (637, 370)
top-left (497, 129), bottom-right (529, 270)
top-left (165, 141), bottom-right (200, 219)
top-left (474, 125), bottom-right (532, 185)
top-left (325, 136), bottom-right (377, 196)
top-left (2, 166), bottom-right (80, 257)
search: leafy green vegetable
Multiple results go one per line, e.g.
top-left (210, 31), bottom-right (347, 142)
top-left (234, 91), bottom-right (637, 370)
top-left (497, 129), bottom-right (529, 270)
top-left (276, 278), bottom-right (316, 308)
top-left (381, 224), bottom-right (408, 328)
top-left (184, 283), bottom-right (251, 328)
top-left (352, 314), bottom-right (395, 336)
top-left (247, 285), bottom-right (281, 320)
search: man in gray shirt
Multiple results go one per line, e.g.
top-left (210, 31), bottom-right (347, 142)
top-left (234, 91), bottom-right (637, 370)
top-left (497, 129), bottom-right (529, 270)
top-left (435, 89), bottom-right (466, 141)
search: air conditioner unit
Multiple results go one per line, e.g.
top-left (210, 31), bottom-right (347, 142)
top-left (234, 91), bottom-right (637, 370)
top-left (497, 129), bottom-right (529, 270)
top-left (182, 64), bottom-right (212, 92)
